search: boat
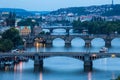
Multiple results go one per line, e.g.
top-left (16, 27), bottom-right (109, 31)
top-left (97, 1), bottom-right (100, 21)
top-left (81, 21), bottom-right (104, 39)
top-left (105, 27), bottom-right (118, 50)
top-left (99, 47), bottom-right (108, 53)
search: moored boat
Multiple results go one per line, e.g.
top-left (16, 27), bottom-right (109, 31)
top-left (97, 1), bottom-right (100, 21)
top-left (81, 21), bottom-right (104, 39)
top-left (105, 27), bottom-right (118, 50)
top-left (99, 47), bottom-right (108, 53)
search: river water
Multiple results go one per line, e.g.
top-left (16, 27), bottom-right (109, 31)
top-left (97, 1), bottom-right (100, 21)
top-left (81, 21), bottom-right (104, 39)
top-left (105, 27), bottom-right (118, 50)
top-left (0, 30), bottom-right (120, 80)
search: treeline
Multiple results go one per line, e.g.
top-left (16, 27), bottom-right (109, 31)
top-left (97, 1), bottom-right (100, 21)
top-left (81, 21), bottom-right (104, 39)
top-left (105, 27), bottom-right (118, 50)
top-left (73, 20), bottom-right (120, 34)
top-left (17, 18), bottom-right (39, 26)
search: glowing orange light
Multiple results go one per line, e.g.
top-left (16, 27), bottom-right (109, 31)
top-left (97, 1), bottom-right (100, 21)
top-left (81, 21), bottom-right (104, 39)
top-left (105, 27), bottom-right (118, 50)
top-left (111, 54), bottom-right (116, 58)
top-left (92, 54), bottom-right (96, 57)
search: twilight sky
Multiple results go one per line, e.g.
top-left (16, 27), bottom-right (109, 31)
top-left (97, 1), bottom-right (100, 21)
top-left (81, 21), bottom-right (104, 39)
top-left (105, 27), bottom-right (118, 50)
top-left (0, 0), bottom-right (120, 11)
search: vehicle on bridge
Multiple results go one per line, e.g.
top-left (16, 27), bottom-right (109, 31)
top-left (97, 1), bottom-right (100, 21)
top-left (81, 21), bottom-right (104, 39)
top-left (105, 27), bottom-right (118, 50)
top-left (11, 49), bottom-right (25, 53)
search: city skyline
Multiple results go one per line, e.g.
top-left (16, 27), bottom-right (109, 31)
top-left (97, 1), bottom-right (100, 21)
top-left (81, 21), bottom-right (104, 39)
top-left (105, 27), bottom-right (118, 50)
top-left (0, 0), bottom-right (120, 11)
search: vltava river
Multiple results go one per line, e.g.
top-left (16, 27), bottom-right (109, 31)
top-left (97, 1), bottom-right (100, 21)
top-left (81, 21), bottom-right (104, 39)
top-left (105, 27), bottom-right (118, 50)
top-left (0, 29), bottom-right (120, 80)
top-left (0, 38), bottom-right (120, 80)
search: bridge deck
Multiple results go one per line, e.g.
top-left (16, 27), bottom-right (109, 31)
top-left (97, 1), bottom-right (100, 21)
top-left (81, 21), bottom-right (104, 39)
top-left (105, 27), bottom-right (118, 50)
top-left (0, 52), bottom-right (120, 57)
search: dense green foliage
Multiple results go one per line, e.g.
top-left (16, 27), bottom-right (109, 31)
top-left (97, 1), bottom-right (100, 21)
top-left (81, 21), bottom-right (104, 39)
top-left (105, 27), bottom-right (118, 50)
top-left (17, 18), bottom-right (39, 26)
top-left (73, 20), bottom-right (120, 34)
top-left (0, 28), bottom-right (23, 52)
top-left (0, 39), bottom-right (13, 52)
top-left (2, 28), bottom-right (23, 46)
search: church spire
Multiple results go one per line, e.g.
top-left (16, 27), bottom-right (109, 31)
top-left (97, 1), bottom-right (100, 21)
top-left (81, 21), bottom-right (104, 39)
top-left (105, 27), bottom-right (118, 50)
top-left (112, 0), bottom-right (114, 6)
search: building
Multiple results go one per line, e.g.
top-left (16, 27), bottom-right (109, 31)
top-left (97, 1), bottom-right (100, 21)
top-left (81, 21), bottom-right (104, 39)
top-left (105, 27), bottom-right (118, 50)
top-left (16, 26), bottom-right (31, 36)
top-left (80, 15), bottom-right (92, 22)
top-left (33, 26), bottom-right (42, 35)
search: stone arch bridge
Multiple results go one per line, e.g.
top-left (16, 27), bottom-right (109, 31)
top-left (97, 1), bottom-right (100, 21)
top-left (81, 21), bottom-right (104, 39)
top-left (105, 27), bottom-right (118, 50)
top-left (0, 52), bottom-right (120, 71)
top-left (33, 34), bottom-right (120, 47)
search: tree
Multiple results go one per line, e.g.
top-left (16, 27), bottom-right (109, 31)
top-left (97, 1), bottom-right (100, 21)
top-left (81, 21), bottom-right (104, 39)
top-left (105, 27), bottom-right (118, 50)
top-left (2, 28), bottom-right (23, 47)
top-left (73, 20), bottom-right (120, 34)
top-left (17, 18), bottom-right (38, 26)
top-left (72, 20), bottom-right (83, 33)
top-left (0, 39), bottom-right (13, 52)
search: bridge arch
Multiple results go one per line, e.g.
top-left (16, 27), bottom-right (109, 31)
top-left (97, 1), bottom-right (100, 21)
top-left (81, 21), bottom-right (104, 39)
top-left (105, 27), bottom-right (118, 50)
top-left (43, 27), bottom-right (71, 33)
top-left (52, 38), bottom-right (65, 47)
top-left (44, 56), bottom-right (83, 70)
top-left (44, 56), bottom-right (84, 61)
top-left (111, 38), bottom-right (120, 47)
top-left (69, 29), bottom-right (73, 33)
top-left (53, 29), bottom-right (67, 33)
top-left (93, 57), bottom-right (120, 70)
top-left (71, 37), bottom-right (85, 47)
top-left (91, 38), bottom-right (105, 47)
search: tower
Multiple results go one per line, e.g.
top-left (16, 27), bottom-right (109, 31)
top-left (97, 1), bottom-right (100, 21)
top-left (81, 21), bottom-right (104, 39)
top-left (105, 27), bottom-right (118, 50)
top-left (112, 0), bottom-right (114, 6)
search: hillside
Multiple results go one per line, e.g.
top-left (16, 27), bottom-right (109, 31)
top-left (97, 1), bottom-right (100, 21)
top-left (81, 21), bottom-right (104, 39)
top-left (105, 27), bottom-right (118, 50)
top-left (0, 8), bottom-right (33, 16)
top-left (50, 4), bottom-right (120, 16)
top-left (1, 4), bottom-right (120, 17)
top-left (0, 8), bottom-right (50, 16)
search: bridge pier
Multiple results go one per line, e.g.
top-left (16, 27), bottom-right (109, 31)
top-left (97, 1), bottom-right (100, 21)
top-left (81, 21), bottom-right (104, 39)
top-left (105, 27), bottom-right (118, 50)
top-left (34, 54), bottom-right (43, 71)
top-left (49, 29), bottom-right (53, 33)
top-left (84, 60), bottom-right (93, 72)
top-left (84, 54), bottom-right (93, 71)
top-left (105, 40), bottom-right (111, 47)
top-left (105, 36), bottom-right (112, 47)
top-left (0, 61), bottom-right (2, 69)
top-left (65, 43), bottom-right (71, 47)
top-left (0, 61), bottom-right (5, 70)
top-left (85, 41), bottom-right (91, 47)
top-left (34, 60), bottom-right (43, 71)
top-left (105, 42), bottom-right (111, 47)
top-left (66, 29), bottom-right (70, 35)
top-left (46, 43), bottom-right (52, 47)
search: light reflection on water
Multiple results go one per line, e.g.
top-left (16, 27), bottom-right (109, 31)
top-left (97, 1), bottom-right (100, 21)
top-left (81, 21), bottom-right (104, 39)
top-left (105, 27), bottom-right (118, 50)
top-left (0, 38), bottom-right (120, 80)
top-left (39, 72), bottom-right (43, 80)
top-left (88, 72), bottom-right (92, 80)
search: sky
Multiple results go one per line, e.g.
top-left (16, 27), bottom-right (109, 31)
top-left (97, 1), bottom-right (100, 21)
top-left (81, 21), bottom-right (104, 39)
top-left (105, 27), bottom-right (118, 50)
top-left (0, 0), bottom-right (120, 11)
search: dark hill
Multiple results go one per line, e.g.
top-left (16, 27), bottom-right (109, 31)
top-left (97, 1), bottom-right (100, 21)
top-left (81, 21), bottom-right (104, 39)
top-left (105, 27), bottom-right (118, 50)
top-left (50, 4), bottom-right (120, 16)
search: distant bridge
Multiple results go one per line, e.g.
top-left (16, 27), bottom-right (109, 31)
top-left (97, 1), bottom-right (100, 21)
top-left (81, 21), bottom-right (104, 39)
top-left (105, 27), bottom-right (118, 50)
top-left (0, 52), bottom-right (120, 71)
top-left (41, 26), bottom-right (72, 33)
